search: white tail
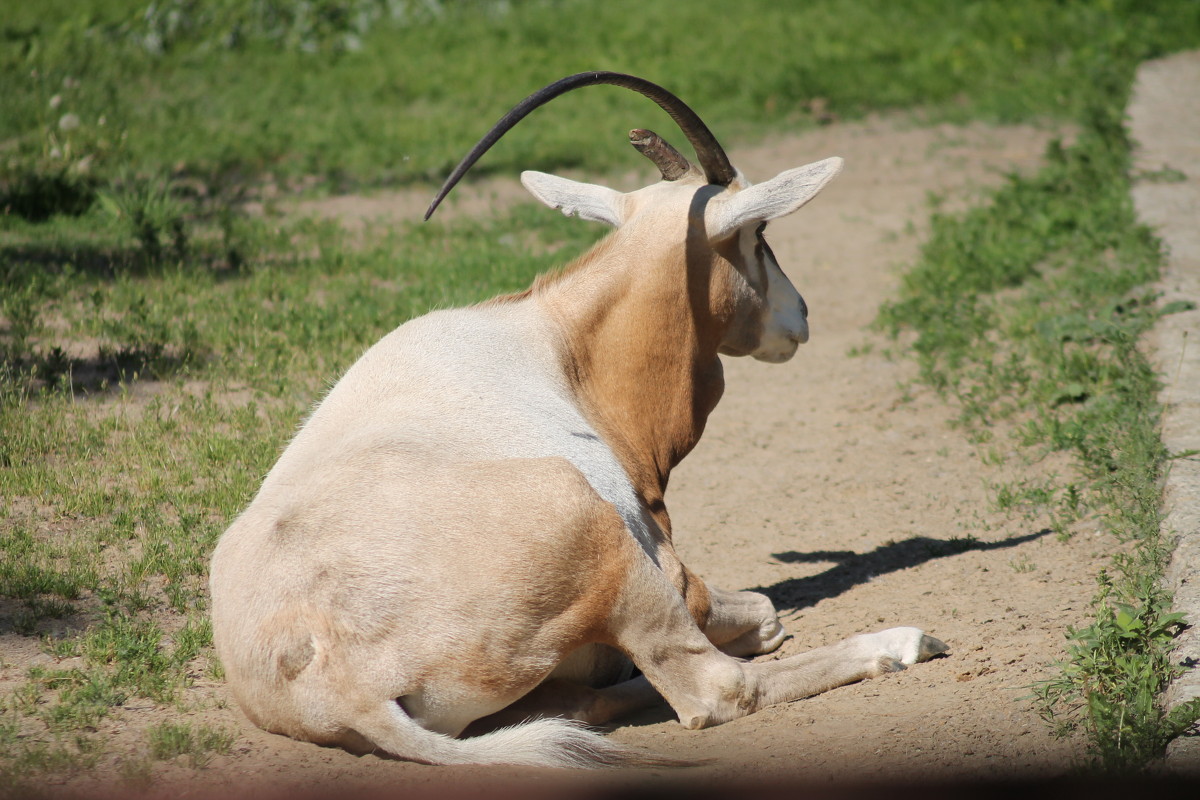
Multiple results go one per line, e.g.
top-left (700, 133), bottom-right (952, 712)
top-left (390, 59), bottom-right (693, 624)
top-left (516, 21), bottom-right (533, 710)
top-left (356, 702), bottom-right (678, 769)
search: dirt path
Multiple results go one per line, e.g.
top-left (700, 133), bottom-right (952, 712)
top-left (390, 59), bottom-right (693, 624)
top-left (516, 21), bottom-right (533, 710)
top-left (80, 116), bottom-right (1114, 795)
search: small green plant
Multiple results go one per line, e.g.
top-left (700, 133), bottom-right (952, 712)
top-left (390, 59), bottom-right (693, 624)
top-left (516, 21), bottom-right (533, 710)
top-left (942, 533), bottom-right (980, 554)
top-left (0, 524), bottom-right (98, 633)
top-left (97, 176), bottom-right (189, 265)
top-left (147, 721), bottom-right (234, 768)
top-left (846, 342), bottom-right (874, 358)
top-left (0, 268), bottom-right (60, 378)
top-left (992, 480), bottom-right (1056, 516)
top-left (1009, 555), bottom-right (1037, 574)
top-left (1034, 578), bottom-right (1200, 770)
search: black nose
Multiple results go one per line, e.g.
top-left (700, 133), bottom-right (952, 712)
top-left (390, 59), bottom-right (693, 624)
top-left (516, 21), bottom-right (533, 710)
top-left (799, 295), bottom-right (808, 319)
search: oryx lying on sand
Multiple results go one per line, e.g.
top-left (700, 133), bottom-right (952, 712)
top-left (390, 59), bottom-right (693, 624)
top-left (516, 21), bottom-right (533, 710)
top-left (210, 72), bottom-right (947, 767)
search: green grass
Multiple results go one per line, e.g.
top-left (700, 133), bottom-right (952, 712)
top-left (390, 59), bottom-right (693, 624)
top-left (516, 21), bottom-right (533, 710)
top-left (3, 0), bottom-right (1200, 782)
top-left (4, 0), bottom-right (1200, 198)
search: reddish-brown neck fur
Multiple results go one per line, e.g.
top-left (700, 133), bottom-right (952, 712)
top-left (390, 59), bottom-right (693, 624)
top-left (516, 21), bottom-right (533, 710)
top-left (536, 222), bottom-right (733, 540)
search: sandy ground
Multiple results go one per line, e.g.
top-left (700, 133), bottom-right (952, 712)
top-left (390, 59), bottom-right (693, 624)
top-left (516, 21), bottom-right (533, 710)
top-left (19, 114), bottom-right (1154, 797)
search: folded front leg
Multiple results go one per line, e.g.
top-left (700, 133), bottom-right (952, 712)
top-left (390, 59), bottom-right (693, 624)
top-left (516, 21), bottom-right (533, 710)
top-left (703, 585), bottom-right (787, 657)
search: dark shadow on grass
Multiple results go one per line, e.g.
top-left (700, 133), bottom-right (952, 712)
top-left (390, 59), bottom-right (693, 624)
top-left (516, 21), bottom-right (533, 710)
top-left (1, 241), bottom-right (223, 396)
top-left (0, 596), bottom-right (95, 640)
top-left (4, 342), bottom-right (203, 397)
top-left (756, 530), bottom-right (1052, 613)
top-left (0, 241), bottom-right (241, 281)
top-left (0, 242), bottom-right (139, 279)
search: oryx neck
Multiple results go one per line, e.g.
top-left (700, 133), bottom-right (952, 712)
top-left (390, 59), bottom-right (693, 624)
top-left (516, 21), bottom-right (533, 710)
top-left (538, 232), bottom-right (727, 518)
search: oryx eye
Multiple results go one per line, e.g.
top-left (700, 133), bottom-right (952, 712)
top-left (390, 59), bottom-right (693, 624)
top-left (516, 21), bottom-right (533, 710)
top-left (754, 221), bottom-right (777, 266)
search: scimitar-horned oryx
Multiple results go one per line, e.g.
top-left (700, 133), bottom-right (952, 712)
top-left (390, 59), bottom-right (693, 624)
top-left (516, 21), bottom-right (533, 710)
top-left (210, 71), bottom-right (948, 768)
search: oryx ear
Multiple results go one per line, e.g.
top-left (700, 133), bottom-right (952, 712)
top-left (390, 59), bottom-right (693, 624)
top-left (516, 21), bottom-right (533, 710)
top-left (706, 157), bottom-right (843, 240)
top-left (520, 171), bottom-right (626, 227)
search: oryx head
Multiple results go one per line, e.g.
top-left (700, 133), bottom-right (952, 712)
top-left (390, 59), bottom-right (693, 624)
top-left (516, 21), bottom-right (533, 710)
top-left (426, 71), bottom-right (841, 363)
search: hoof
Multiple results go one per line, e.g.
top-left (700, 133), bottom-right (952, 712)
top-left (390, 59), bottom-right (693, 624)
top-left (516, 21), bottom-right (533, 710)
top-left (861, 627), bottom-right (950, 666)
top-left (918, 634), bottom-right (949, 662)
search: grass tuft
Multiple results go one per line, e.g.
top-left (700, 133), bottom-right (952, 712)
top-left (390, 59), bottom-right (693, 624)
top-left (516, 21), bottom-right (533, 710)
top-left (146, 721), bottom-right (234, 768)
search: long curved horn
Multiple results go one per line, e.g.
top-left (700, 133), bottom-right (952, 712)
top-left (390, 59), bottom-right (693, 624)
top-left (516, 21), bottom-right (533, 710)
top-left (629, 128), bottom-right (692, 181)
top-left (424, 71), bottom-right (736, 220)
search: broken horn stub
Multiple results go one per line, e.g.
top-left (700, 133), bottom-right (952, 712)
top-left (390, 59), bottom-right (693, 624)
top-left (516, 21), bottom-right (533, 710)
top-left (629, 128), bottom-right (692, 181)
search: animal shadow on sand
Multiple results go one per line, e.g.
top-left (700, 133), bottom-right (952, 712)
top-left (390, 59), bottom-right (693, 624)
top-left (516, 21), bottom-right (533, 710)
top-left (756, 530), bottom-right (1051, 613)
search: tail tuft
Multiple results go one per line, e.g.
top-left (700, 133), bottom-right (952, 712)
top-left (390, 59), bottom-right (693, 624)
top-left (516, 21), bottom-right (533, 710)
top-left (462, 717), bottom-right (692, 769)
top-left (342, 698), bottom-right (694, 769)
